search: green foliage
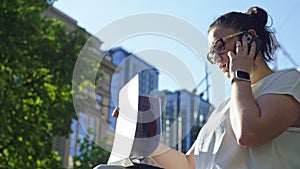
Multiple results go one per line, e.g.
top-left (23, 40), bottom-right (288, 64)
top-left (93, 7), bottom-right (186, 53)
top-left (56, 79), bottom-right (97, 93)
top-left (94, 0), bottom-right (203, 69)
top-left (0, 0), bottom-right (87, 168)
top-left (72, 136), bottom-right (110, 169)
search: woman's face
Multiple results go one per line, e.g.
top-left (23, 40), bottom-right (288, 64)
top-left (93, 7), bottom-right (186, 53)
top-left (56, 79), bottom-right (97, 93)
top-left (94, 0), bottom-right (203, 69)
top-left (208, 26), bottom-right (240, 78)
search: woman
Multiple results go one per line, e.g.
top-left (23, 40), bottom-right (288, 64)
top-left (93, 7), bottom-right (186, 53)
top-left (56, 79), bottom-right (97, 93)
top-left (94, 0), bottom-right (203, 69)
top-left (113, 6), bottom-right (300, 169)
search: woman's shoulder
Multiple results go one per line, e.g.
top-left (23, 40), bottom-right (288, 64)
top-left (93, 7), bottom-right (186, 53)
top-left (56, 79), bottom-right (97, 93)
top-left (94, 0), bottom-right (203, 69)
top-left (264, 68), bottom-right (299, 81)
top-left (274, 68), bottom-right (300, 78)
top-left (255, 68), bottom-right (299, 86)
top-left (269, 68), bottom-right (299, 87)
top-left (253, 68), bottom-right (300, 102)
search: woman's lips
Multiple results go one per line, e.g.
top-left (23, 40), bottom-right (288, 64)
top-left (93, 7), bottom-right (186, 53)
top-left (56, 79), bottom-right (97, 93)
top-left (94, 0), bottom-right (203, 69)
top-left (219, 63), bottom-right (228, 73)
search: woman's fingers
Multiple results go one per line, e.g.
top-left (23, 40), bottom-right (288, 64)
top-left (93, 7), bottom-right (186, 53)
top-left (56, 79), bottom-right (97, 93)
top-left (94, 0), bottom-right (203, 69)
top-left (112, 107), bottom-right (119, 118)
top-left (235, 40), bottom-right (242, 54)
top-left (242, 34), bottom-right (248, 54)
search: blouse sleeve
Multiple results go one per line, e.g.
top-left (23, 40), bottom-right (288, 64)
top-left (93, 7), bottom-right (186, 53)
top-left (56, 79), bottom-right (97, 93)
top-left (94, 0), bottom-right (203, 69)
top-left (257, 69), bottom-right (300, 103)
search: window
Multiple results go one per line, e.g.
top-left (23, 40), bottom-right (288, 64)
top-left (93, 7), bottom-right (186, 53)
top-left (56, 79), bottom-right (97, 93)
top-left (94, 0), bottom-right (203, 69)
top-left (69, 112), bottom-right (97, 156)
top-left (96, 94), bottom-right (103, 103)
top-left (96, 94), bottom-right (103, 112)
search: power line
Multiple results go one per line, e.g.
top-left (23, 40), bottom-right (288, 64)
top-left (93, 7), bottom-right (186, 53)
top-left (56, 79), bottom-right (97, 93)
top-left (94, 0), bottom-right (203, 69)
top-left (278, 43), bottom-right (299, 68)
top-left (277, 1), bottom-right (300, 31)
top-left (272, 28), bottom-right (299, 69)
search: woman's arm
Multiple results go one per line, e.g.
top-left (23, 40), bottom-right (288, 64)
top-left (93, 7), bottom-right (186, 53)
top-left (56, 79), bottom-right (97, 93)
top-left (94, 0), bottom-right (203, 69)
top-left (230, 80), bottom-right (300, 148)
top-left (112, 107), bottom-right (196, 169)
top-left (151, 143), bottom-right (195, 169)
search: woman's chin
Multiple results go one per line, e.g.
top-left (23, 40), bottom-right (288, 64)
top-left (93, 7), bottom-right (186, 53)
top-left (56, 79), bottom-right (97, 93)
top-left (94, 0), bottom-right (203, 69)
top-left (225, 71), bottom-right (230, 78)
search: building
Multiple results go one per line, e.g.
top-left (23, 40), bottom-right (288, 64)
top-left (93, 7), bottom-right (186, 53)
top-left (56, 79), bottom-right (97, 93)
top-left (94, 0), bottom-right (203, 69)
top-left (162, 89), bottom-right (211, 153)
top-left (44, 6), bottom-right (117, 168)
top-left (105, 47), bottom-right (159, 129)
top-left (161, 90), bottom-right (180, 150)
top-left (45, 5), bottom-right (211, 167)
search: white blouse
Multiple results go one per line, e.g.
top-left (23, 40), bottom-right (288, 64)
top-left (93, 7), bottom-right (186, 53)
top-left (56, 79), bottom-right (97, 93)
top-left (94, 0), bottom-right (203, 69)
top-left (194, 69), bottom-right (300, 169)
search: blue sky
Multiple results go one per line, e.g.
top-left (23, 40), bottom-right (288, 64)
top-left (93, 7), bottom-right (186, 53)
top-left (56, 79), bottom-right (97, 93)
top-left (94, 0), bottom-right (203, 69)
top-left (53, 0), bottom-right (300, 101)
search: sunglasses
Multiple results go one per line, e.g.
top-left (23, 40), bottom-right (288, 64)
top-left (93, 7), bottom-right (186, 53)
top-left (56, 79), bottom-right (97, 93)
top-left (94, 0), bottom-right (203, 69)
top-left (207, 31), bottom-right (246, 64)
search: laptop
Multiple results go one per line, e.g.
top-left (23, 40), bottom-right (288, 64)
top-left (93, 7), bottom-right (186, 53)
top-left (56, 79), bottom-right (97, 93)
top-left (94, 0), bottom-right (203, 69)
top-left (94, 74), bottom-right (163, 169)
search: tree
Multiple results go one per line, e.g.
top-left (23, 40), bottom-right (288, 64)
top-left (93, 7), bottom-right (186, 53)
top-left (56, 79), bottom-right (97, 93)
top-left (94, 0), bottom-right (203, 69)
top-left (0, 1), bottom-right (87, 168)
top-left (72, 134), bottom-right (110, 169)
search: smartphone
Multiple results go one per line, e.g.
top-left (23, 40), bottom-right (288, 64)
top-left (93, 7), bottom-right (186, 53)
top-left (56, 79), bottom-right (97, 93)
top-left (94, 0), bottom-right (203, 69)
top-left (227, 32), bottom-right (263, 68)
top-left (241, 32), bottom-right (263, 58)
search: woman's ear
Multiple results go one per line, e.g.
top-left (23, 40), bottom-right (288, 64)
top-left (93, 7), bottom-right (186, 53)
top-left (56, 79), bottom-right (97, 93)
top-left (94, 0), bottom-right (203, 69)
top-left (248, 29), bottom-right (258, 37)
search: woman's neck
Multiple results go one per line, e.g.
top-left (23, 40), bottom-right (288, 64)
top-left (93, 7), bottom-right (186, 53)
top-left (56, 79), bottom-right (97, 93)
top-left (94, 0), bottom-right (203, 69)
top-left (250, 59), bottom-right (274, 84)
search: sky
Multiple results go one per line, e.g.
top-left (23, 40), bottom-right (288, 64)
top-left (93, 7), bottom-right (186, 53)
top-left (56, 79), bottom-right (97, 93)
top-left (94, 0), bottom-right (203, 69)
top-left (53, 0), bottom-right (300, 104)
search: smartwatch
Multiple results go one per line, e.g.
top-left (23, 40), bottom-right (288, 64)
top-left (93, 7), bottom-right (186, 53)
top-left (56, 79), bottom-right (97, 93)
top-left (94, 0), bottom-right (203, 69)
top-left (231, 70), bottom-right (251, 84)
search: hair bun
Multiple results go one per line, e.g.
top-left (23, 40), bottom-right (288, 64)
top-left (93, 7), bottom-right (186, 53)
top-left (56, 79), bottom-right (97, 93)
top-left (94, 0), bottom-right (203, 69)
top-left (246, 6), bottom-right (268, 27)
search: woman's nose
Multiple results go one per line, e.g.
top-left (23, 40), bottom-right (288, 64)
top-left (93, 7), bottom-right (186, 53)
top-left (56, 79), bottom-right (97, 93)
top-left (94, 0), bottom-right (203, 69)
top-left (213, 53), bottom-right (223, 63)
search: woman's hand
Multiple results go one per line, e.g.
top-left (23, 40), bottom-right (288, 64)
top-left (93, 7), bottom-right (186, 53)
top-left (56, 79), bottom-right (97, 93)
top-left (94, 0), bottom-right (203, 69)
top-left (228, 34), bottom-right (257, 75)
top-left (112, 107), bottom-right (119, 118)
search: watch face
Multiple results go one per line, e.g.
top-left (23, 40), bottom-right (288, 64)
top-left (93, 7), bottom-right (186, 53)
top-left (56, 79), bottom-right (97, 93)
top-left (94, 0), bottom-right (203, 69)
top-left (237, 71), bottom-right (250, 80)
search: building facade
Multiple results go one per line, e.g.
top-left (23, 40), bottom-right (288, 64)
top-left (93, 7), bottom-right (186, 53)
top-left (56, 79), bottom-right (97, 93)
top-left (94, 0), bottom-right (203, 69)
top-left (44, 6), bottom-right (117, 168)
top-left (106, 47), bottom-right (159, 129)
top-left (162, 89), bottom-right (211, 153)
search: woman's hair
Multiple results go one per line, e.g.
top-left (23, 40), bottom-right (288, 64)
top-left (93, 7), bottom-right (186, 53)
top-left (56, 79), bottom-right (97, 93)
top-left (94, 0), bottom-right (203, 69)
top-left (208, 6), bottom-right (279, 62)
